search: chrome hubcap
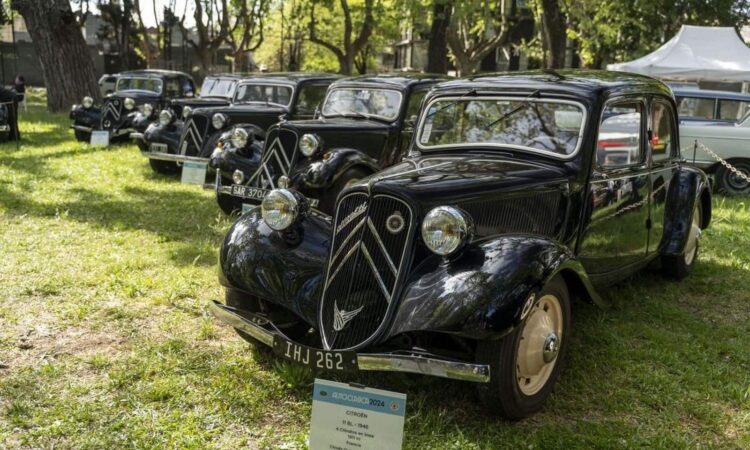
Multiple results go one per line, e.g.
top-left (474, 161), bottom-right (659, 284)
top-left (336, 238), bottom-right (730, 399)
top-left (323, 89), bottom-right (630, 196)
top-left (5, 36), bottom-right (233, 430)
top-left (516, 294), bottom-right (563, 396)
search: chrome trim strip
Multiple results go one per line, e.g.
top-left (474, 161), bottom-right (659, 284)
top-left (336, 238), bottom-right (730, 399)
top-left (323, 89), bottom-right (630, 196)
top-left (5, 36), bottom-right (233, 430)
top-left (360, 243), bottom-right (392, 303)
top-left (141, 150), bottom-right (209, 163)
top-left (209, 300), bottom-right (490, 383)
top-left (71, 125), bottom-right (93, 132)
top-left (330, 218), bottom-right (366, 266)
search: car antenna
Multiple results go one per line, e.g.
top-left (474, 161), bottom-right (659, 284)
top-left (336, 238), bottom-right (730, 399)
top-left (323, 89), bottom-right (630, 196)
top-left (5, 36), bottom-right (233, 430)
top-left (543, 69), bottom-right (565, 81)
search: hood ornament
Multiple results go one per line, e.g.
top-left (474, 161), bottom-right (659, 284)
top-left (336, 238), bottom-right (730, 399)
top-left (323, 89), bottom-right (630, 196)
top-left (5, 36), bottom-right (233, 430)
top-left (333, 301), bottom-right (364, 331)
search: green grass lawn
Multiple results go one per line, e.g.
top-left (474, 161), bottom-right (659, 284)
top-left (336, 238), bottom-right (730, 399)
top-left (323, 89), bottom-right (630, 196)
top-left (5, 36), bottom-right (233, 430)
top-left (1, 91), bottom-right (749, 449)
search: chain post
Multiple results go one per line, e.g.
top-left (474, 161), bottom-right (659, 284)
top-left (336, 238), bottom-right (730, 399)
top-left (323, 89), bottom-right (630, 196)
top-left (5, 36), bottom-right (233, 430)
top-left (692, 139), bottom-right (697, 164)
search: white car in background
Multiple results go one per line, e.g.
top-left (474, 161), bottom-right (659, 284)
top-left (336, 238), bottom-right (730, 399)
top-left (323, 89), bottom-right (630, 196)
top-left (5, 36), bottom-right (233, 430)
top-left (98, 74), bottom-right (119, 97)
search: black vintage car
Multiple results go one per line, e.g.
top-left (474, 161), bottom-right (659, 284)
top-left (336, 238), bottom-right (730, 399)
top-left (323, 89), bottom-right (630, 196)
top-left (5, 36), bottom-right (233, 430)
top-left (209, 71), bottom-right (712, 419)
top-left (133, 74), bottom-right (245, 173)
top-left (210, 74), bottom-right (447, 215)
top-left (141, 73), bottom-right (340, 178)
top-left (70, 69), bottom-right (196, 143)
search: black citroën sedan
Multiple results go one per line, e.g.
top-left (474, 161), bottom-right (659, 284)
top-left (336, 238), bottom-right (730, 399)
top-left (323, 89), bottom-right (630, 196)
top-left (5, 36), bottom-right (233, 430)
top-left (69, 69), bottom-right (196, 143)
top-left (209, 71), bottom-right (712, 419)
top-left (210, 74), bottom-right (446, 215)
top-left (141, 73), bottom-right (340, 177)
top-left (133, 74), bottom-right (245, 173)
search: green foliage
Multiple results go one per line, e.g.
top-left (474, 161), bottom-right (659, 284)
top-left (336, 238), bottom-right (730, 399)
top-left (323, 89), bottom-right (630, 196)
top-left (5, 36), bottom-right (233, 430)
top-left (0, 89), bottom-right (749, 448)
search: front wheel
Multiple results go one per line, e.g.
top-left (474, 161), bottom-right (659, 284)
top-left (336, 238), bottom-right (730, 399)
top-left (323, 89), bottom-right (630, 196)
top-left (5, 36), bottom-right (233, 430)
top-left (716, 160), bottom-right (750, 196)
top-left (74, 129), bottom-right (90, 143)
top-left (662, 203), bottom-right (701, 279)
top-left (475, 275), bottom-right (571, 420)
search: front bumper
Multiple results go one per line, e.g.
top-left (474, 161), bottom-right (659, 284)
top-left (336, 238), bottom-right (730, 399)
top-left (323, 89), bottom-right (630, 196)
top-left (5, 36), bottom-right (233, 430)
top-left (209, 300), bottom-right (491, 383)
top-left (141, 149), bottom-right (211, 164)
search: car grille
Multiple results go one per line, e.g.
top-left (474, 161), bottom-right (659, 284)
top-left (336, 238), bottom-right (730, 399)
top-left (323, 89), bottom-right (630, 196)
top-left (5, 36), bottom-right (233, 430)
top-left (100, 98), bottom-right (122, 130)
top-left (245, 127), bottom-right (299, 188)
top-left (319, 192), bottom-right (414, 350)
top-left (179, 115), bottom-right (209, 157)
top-left (462, 191), bottom-right (562, 237)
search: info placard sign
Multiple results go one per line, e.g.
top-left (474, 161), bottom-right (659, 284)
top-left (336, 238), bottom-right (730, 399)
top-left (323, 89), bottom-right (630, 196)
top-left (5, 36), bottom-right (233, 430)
top-left (181, 161), bottom-right (207, 185)
top-left (89, 131), bottom-right (110, 147)
top-left (309, 379), bottom-right (406, 450)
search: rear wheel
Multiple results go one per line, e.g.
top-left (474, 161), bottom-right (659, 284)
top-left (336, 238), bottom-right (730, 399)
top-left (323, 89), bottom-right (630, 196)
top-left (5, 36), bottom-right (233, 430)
top-left (716, 160), bottom-right (750, 195)
top-left (318, 167), bottom-right (369, 215)
top-left (148, 158), bottom-right (180, 175)
top-left (475, 275), bottom-right (571, 420)
top-left (662, 203), bottom-right (701, 279)
top-left (74, 129), bottom-right (90, 143)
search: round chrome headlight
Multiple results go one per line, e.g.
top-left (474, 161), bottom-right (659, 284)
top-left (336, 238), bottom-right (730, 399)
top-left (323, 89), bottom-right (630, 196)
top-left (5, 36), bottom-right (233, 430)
top-left (232, 169), bottom-right (245, 185)
top-left (262, 189), bottom-right (300, 231)
top-left (421, 206), bottom-right (473, 256)
top-left (182, 106), bottom-right (192, 120)
top-left (141, 103), bottom-right (153, 116)
top-left (231, 128), bottom-right (249, 148)
top-left (82, 96), bottom-right (94, 108)
top-left (299, 133), bottom-right (320, 157)
top-left (159, 109), bottom-right (173, 126)
top-left (124, 97), bottom-right (135, 110)
top-left (212, 113), bottom-right (227, 129)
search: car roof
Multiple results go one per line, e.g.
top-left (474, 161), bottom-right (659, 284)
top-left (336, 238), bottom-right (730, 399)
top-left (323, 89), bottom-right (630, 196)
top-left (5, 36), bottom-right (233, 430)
top-left (671, 87), bottom-right (750, 101)
top-left (119, 69), bottom-right (191, 78)
top-left (331, 73), bottom-right (449, 90)
top-left (235, 72), bottom-right (342, 85)
top-left (428, 69), bottom-right (673, 101)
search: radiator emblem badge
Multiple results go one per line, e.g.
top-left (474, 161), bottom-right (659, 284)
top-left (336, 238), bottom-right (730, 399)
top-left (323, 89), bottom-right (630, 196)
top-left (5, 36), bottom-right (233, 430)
top-left (336, 202), bottom-right (367, 234)
top-left (386, 211), bottom-right (404, 234)
top-left (333, 301), bottom-right (364, 331)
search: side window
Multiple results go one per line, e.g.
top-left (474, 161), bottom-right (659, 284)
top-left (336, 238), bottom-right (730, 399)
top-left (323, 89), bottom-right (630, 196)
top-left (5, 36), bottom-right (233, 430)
top-left (405, 89), bottom-right (427, 121)
top-left (676, 96), bottom-right (715, 120)
top-left (181, 78), bottom-right (195, 97)
top-left (651, 101), bottom-right (675, 162)
top-left (717, 99), bottom-right (750, 121)
top-left (165, 78), bottom-right (181, 97)
top-left (295, 84), bottom-right (328, 114)
top-left (597, 101), bottom-right (643, 168)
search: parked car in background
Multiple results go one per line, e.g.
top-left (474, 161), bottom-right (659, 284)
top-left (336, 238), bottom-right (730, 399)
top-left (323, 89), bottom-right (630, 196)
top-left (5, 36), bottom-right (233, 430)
top-left (98, 74), bottom-right (119, 97)
top-left (210, 74), bottom-right (446, 215)
top-left (209, 71), bottom-right (712, 419)
top-left (673, 87), bottom-right (750, 124)
top-left (133, 74), bottom-right (245, 174)
top-left (141, 73), bottom-right (340, 177)
top-left (70, 69), bottom-right (195, 143)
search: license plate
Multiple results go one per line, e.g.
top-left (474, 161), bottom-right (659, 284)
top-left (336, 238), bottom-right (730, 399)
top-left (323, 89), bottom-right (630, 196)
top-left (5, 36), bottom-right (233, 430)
top-left (272, 335), bottom-right (357, 372)
top-left (231, 184), bottom-right (320, 208)
top-left (150, 143), bottom-right (168, 153)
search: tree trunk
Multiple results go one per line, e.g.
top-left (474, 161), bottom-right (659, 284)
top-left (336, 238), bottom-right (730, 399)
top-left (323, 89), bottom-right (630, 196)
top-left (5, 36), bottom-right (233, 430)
top-left (539, 0), bottom-right (566, 69)
top-left (11, 0), bottom-right (99, 112)
top-left (427, 0), bottom-right (452, 74)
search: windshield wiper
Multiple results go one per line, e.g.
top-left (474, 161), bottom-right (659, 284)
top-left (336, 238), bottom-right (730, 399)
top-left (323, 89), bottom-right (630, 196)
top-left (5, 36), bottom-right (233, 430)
top-left (483, 89), bottom-right (541, 131)
top-left (425, 89), bottom-right (477, 120)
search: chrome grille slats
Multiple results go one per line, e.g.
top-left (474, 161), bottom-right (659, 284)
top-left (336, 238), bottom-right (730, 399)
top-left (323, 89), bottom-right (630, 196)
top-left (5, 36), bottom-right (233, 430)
top-left (179, 115), bottom-right (209, 157)
top-left (100, 98), bottom-right (122, 130)
top-left (320, 192), bottom-right (414, 351)
top-left (245, 127), bottom-right (298, 188)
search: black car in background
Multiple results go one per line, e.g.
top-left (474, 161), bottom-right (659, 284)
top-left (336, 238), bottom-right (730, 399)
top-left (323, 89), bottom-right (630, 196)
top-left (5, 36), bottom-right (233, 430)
top-left (141, 73), bottom-right (340, 176)
top-left (133, 74), bottom-right (244, 173)
top-left (209, 71), bottom-right (712, 419)
top-left (211, 74), bottom-right (446, 215)
top-left (69, 69), bottom-right (196, 143)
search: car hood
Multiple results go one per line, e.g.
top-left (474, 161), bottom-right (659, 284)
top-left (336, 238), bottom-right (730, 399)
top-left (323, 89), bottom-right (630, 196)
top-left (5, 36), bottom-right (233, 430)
top-left (360, 155), bottom-right (570, 208)
top-left (279, 118), bottom-right (393, 153)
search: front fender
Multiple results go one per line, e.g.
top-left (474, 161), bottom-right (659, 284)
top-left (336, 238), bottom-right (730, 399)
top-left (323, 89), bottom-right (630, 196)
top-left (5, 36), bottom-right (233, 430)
top-left (661, 167), bottom-right (712, 256)
top-left (293, 148), bottom-right (379, 190)
top-left (387, 235), bottom-right (604, 341)
top-left (70, 106), bottom-right (100, 127)
top-left (143, 122), bottom-right (182, 153)
top-left (219, 208), bottom-right (331, 326)
top-left (132, 112), bottom-right (155, 133)
top-left (211, 141), bottom-right (264, 173)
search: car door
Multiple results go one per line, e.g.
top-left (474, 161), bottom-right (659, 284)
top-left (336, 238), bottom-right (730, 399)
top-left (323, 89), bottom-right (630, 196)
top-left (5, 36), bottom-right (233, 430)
top-left (580, 97), bottom-right (651, 276)
top-left (648, 96), bottom-right (679, 254)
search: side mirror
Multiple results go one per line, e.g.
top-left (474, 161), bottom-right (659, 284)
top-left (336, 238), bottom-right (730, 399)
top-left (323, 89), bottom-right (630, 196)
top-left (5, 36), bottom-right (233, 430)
top-left (313, 106), bottom-right (321, 120)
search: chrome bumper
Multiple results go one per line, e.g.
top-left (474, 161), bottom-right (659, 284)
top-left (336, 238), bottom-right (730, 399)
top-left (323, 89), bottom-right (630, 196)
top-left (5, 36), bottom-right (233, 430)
top-left (70, 125), bottom-right (92, 132)
top-left (209, 300), bottom-right (491, 383)
top-left (130, 132), bottom-right (144, 140)
top-left (141, 150), bottom-right (210, 164)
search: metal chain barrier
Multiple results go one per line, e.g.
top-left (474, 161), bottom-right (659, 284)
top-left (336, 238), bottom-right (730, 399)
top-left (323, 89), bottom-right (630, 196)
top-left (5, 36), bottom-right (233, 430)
top-left (683, 139), bottom-right (750, 183)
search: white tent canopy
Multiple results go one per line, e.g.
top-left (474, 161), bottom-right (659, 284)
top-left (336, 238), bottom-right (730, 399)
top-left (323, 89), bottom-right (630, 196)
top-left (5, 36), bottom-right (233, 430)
top-left (607, 25), bottom-right (750, 82)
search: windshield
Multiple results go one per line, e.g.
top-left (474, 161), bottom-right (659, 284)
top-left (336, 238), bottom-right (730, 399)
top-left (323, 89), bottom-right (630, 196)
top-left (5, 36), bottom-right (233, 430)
top-left (234, 83), bottom-right (293, 106)
top-left (200, 77), bottom-right (237, 98)
top-left (321, 88), bottom-right (403, 121)
top-left (116, 77), bottom-right (163, 94)
top-left (418, 97), bottom-right (586, 157)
